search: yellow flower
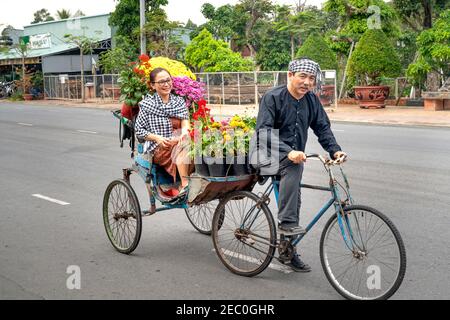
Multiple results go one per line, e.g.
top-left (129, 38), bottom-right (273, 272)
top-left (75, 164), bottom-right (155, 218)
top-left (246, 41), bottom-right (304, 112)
top-left (211, 122), bottom-right (221, 129)
top-left (147, 57), bottom-right (196, 80)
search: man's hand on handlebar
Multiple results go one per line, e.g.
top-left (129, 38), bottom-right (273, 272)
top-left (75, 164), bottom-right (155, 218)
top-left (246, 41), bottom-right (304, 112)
top-left (333, 151), bottom-right (348, 164)
top-left (288, 150), bottom-right (307, 164)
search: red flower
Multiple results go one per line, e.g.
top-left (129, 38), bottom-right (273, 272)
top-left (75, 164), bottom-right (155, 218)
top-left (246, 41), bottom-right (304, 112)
top-left (197, 99), bottom-right (207, 108)
top-left (133, 67), bottom-right (140, 74)
top-left (139, 54), bottom-right (150, 62)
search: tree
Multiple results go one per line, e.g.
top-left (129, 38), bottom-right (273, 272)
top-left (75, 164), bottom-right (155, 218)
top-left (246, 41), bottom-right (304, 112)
top-left (64, 31), bottom-right (100, 102)
top-left (56, 9), bottom-right (72, 20)
top-left (109, 0), bottom-right (168, 38)
top-left (256, 27), bottom-right (291, 71)
top-left (393, 0), bottom-right (449, 31)
top-left (324, 0), bottom-right (400, 55)
top-left (296, 32), bottom-right (338, 70)
top-left (143, 8), bottom-right (183, 59)
top-left (184, 19), bottom-right (197, 30)
top-left (99, 36), bottom-right (137, 74)
top-left (407, 9), bottom-right (450, 90)
top-left (185, 29), bottom-right (253, 72)
top-left (348, 29), bottom-right (402, 86)
top-left (13, 40), bottom-right (30, 94)
top-left (73, 10), bottom-right (86, 18)
top-left (199, 3), bottom-right (236, 43)
top-left (234, 0), bottom-right (274, 58)
top-left (276, 6), bottom-right (320, 60)
top-left (31, 9), bottom-right (54, 24)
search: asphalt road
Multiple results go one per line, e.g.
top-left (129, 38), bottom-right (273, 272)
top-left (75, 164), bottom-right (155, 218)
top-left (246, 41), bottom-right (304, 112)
top-left (1, 102), bottom-right (449, 300)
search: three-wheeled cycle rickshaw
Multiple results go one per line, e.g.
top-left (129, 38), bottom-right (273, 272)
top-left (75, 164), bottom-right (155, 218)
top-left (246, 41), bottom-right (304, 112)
top-left (104, 110), bottom-right (406, 300)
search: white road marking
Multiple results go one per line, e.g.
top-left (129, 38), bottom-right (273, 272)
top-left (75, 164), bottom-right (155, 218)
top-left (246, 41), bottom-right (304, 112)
top-left (32, 194), bottom-right (70, 206)
top-left (76, 130), bottom-right (97, 134)
top-left (334, 129), bottom-right (345, 132)
top-left (18, 123), bottom-right (33, 126)
top-left (212, 249), bottom-right (293, 274)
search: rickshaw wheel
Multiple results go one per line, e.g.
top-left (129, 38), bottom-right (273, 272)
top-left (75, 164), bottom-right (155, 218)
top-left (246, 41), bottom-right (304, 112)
top-left (185, 200), bottom-right (220, 235)
top-left (103, 179), bottom-right (142, 254)
top-left (212, 191), bottom-right (276, 277)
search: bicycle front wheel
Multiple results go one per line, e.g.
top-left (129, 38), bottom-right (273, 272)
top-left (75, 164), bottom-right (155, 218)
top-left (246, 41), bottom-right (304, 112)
top-left (212, 191), bottom-right (276, 277)
top-left (103, 179), bottom-right (142, 254)
top-left (320, 205), bottom-right (406, 300)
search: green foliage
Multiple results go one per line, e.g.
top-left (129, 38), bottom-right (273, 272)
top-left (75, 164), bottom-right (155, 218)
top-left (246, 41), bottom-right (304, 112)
top-left (64, 32), bottom-right (99, 54)
top-left (393, 0), bottom-right (449, 31)
top-left (99, 37), bottom-right (136, 74)
top-left (296, 32), bottom-right (338, 70)
top-left (9, 91), bottom-right (24, 101)
top-left (199, 3), bottom-right (236, 42)
top-left (233, 0), bottom-right (274, 57)
top-left (144, 8), bottom-right (183, 59)
top-left (109, 0), bottom-right (168, 38)
top-left (31, 8), bottom-right (54, 24)
top-left (56, 9), bottom-right (71, 20)
top-left (31, 71), bottom-right (44, 89)
top-left (406, 55), bottom-right (430, 87)
top-left (185, 29), bottom-right (254, 72)
top-left (118, 68), bottom-right (148, 107)
top-left (324, 0), bottom-right (400, 56)
top-left (348, 29), bottom-right (402, 86)
top-left (407, 9), bottom-right (450, 85)
top-left (256, 28), bottom-right (291, 71)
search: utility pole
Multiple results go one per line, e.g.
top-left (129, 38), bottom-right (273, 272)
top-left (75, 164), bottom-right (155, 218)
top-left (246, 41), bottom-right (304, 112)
top-left (140, 0), bottom-right (146, 55)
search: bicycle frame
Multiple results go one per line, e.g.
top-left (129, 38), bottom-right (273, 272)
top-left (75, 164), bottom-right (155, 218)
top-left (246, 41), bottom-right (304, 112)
top-left (256, 157), bottom-right (361, 252)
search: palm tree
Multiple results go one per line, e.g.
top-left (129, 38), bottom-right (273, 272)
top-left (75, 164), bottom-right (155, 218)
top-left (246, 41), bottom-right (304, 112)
top-left (56, 9), bottom-right (71, 20)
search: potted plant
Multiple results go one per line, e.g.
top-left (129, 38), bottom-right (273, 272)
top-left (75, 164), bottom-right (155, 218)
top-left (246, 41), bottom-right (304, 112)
top-left (118, 55), bottom-right (149, 120)
top-left (30, 71), bottom-right (44, 99)
top-left (14, 67), bottom-right (33, 101)
top-left (348, 29), bottom-right (402, 108)
top-left (296, 32), bottom-right (338, 106)
top-left (224, 115), bottom-right (256, 175)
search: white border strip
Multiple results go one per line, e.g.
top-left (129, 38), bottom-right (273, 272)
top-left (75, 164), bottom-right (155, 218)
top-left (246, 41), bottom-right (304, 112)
top-left (32, 194), bottom-right (70, 206)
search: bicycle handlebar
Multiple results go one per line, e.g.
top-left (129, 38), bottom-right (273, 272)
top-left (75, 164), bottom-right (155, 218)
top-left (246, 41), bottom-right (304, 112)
top-left (306, 153), bottom-right (347, 166)
top-left (112, 110), bottom-right (135, 130)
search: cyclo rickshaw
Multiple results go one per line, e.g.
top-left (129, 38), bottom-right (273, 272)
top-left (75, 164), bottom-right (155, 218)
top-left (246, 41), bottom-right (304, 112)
top-left (103, 110), bottom-right (406, 300)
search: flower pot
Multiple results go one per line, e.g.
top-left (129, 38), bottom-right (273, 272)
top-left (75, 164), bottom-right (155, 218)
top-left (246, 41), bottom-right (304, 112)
top-left (228, 155), bottom-right (249, 176)
top-left (354, 86), bottom-right (390, 109)
top-left (194, 157), bottom-right (210, 176)
top-left (204, 156), bottom-right (228, 177)
top-left (318, 85), bottom-right (335, 107)
top-left (23, 94), bottom-right (33, 101)
top-left (121, 103), bottom-right (139, 120)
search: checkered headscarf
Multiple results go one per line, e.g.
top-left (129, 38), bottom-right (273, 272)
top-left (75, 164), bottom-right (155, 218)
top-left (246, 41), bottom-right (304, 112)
top-left (288, 58), bottom-right (323, 92)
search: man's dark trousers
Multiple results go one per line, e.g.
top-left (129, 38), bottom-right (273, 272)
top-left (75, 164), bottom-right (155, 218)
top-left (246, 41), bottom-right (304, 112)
top-left (277, 156), bottom-right (304, 228)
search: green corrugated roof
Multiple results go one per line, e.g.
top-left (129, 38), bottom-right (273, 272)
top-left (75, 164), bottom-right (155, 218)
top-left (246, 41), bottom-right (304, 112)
top-left (0, 14), bottom-right (111, 61)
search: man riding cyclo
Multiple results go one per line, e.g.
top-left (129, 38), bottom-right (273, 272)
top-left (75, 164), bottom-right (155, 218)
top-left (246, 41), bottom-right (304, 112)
top-left (250, 58), bottom-right (347, 272)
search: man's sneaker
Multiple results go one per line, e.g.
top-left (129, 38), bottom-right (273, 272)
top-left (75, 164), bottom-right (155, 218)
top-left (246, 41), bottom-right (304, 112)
top-left (286, 254), bottom-right (311, 273)
top-left (277, 224), bottom-right (306, 236)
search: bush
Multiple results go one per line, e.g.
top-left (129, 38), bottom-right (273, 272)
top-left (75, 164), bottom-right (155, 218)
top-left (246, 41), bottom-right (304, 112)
top-left (296, 32), bottom-right (338, 70)
top-left (185, 29), bottom-right (254, 72)
top-left (348, 29), bottom-right (401, 86)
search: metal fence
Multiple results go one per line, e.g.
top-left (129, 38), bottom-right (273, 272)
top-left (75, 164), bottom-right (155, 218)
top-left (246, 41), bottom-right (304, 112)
top-left (195, 71), bottom-right (338, 109)
top-left (44, 74), bottom-right (121, 101)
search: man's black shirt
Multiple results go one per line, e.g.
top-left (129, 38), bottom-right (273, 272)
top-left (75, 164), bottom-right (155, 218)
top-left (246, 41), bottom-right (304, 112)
top-left (255, 85), bottom-right (341, 159)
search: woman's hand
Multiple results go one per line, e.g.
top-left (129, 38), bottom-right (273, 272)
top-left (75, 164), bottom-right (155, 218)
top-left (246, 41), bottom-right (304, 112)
top-left (153, 135), bottom-right (171, 148)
